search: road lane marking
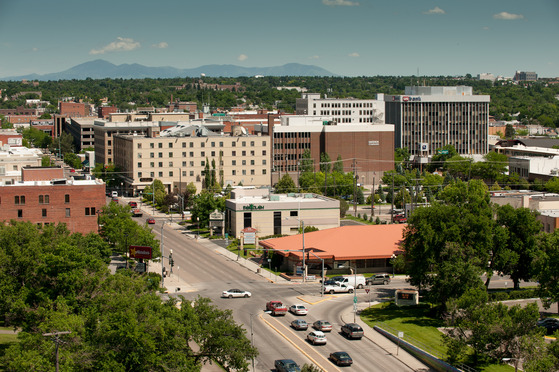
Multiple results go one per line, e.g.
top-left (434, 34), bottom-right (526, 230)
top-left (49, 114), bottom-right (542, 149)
top-left (259, 313), bottom-right (340, 372)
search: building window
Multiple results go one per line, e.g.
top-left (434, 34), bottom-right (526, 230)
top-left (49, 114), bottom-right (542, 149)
top-left (169, 152), bottom-right (173, 157)
top-left (211, 142), bottom-right (215, 147)
top-left (137, 143), bottom-right (142, 149)
top-left (242, 170), bottom-right (246, 175)
top-left (190, 171), bottom-right (194, 176)
top-left (250, 160), bottom-right (255, 166)
top-left (244, 212), bottom-right (252, 228)
top-left (138, 172), bottom-right (142, 178)
top-left (250, 151), bottom-right (255, 156)
top-left (182, 142), bottom-right (187, 148)
top-left (211, 151), bottom-right (215, 156)
top-left (189, 152), bottom-right (194, 157)
top-left (242, 141), bottom-right (246, 147)
top-left (182, 170), bottom-right (187, 176)
top-left (150, 172), bottom-right (154, 177)
top-left (169, 171), bottom-right (173, 177)
top-left (39, 195), bottom-right (50, 204)
top-left (158, 172), bottom-right (163, 177)
top-left (290, 211), bottom-right (298, 217)
top-left (219, 142), bottom-right (223, 147)
top-left (190, 142), bottom-right (194, 148)
top-left (262, 141), bottom-right (266, 146)
top-left (182, 152), bottom-right (187, 157)
top-left (190, 161), bottom-right (194, 166)
top-left (14, 195), bottom-right (25, 205)
top-left (65, 194), bottom-right (70, 203)
top-left (201, 151), bottom-right (205, 157)
top-left (150, 143), bottom-right (154, 148)
top-left (18, 209), bottom-right (23, 218)
top-left (85, 207), bottom-right (96, 216)
top-left (250, 141), bottom-right (255, 147)
top-left (251, 169), bottom-right (255, 175)
top-left (263, 169), bottom-right (267, 175)
top-left (65, 208), bottom-right (71, 217)
top-left (159, 162), bottom-right (163, 167)
top-left (232, 170), bottom-right (236, 175)
top-left (262, 150), bottom-right (267, 156)
top-left (182, 161), bottom-right (187, 166)
top-left (169, 143), bottom-right (173, 148)
top-left (138, 162), bottom-right (142, 168)
top-left (150, 152), bottom-right (154, 158)
top-left (158, 143), bottom-right (163, 148)
top-left (158, 153), bottom-right (163, 158)
top-left (201, 142), bottom-right (205, 148)
top-left (232, 160), bottom-right (236, 166)
top-left (242, 160), bottom-right (246, 165)
top-left (232, 151), bottom-right (236, 156)
top-left (242, 151), bottom-right (246, 156)
top-left (150, 162), bottom-right (155, 167)
top-left (262, 159), bottom-right (266, 165)
top-left (42, 209), bottom-right (47, 217)
top-left (232, 142), bottom-right (236, 147)
top-left (201, 161), bottom-right (205, 166)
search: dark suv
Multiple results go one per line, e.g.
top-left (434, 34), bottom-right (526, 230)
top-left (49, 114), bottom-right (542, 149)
top-left (367, 273), bottom-right (391, 285)
top-left (341, 323), bottom-right (364, 339)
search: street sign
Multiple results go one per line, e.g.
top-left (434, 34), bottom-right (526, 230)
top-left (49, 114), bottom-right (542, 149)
top-left (353, 296), bottom-right (358, 303)
top-left (365, 289), bottom-right (370, 294)
top-left (437, 150), bottom-right (449, 155)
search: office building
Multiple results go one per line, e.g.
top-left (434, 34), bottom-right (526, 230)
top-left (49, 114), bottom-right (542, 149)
top-left (225, 188), bottom-right (339, 239)
top-left (296, 93), bottom-right (385, 124)
top-left (385, 86), bottom-right (490, 161)
top-left (514, 71), bottom-right (538, 82)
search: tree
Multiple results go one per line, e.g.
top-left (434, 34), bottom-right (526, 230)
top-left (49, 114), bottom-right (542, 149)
top-left (332, 154), bottom-right (344, 173)
top-left (299, 149), bottom-right (314, 173)
top-left (190, 191), bottom-right (225, 228)
top-left (275, 174), bottom-right (297, 194)
top-left (319, 152), bottom-right (331, 173)
top-left (488, 205), bottom-right (542, 289)
top-left (505, 124), bottom-right (515, 139)
top-left (41, 156), bottom-right (55, 167)
top-left (429, 145), bottom-right (458, 172)
top-left (534, 231), bottom-right (559, 308)
top-left (445, 288), bottom-right (542, 366)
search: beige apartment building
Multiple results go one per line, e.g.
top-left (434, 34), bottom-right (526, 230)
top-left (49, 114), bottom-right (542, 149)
top-left (113, 126), bottom-right (271, 195)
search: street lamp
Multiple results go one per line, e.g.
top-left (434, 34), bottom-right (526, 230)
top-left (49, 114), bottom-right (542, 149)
top-left (161, 220), bottom-right (169, 287)
top-left (391, 254), bottom-right (396, 278)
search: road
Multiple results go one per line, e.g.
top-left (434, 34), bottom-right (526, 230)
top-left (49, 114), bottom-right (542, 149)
top-left (146, 214), bottom-right (428, 372)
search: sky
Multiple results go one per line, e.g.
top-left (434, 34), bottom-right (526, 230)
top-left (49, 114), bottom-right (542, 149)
top-left (0, 0), bottom-right (558, 78)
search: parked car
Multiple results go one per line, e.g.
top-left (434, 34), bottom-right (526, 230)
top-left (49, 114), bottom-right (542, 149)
top-left (329, 351), bottom-right (353, 366)
top-left (221, 289), bottom-right (251, 298)
top-left (111, 191), bottom-right (118, 198)
top-left (324, 283), bottom-right (354, 294)
top-left (146, 218), bottom-right (156, 224)
top-left (306, 330), bottom-right (327, 345)
top-left (313, 320), bottom-right (333, 332)
top-left (128, 201), bottom-right (138, 208)
top-left (289, 304), bottom-right (308, 315)
top-left (392, 214), bottom-right (407, 223)
top-left (291, 319), bottom-right (308, 331)
top-left (341, 323), bottom-right (364, 339)
top-left (367, 273), bottom-right (391, 285)
top-left (274, 359), bottom-right (301, 372)
top-left (537, 318), bottom-right (559, 335)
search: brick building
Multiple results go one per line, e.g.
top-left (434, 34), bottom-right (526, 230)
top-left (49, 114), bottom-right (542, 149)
top-left (59, 102), bottom-right (89, 117)
top-left (0, 167), bottom-right (106, 234)
top-left (98, 105), bottom-right (118, 119)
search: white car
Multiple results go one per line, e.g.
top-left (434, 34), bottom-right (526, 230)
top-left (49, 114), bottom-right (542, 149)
top-left (306, 330), bottom-right (327, 345)
top-left (221, 289), bottom-right (251, 298)
top-left (289, 304), bottom-right (308, 315)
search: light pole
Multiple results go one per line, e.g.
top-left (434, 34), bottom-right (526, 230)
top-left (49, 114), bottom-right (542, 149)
top-left (353, 264), bottom-right (357, 323)
top-left (249, 313), bottom-right (256, 372)
top-left (301, 219), bottom-right (306, 282)
top-left (391, 253), bottom-right (396, 278)
top-left (161, 221), bottom-right (169, 287)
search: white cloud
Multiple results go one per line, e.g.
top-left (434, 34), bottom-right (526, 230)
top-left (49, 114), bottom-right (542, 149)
top-left (237, 54), bottom-right (248, 61)
top-left (151, 42), bottom-right (168, 49)
top-left (32, 47), bottom-right (38, 52)
top-left (308, 55), bottom-right (320, 60)
top-left (89, 37), bottom-right (141, 55)
top-left (423, 6), bottom-right (445, 15)
top-left (493, 12), bottom-right (524, 20)
top-left (322, 0), bottom-right (359, 7)
top-left (348, 52), bottom-right (360, 57)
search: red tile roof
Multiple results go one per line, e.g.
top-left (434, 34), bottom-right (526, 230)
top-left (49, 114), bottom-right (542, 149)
top-left (259, 224), bottom-right (406, 261)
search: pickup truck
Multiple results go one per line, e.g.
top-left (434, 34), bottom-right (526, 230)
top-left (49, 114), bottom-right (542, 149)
top-left (323, 283), bottom-right (354, 294)
top-left (266, 301), bottom-right (288, 316)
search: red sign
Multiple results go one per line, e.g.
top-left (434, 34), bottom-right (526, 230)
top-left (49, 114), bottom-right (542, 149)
top-left (129, 245), bottom-right (152, 259)
top-left (365, 289), bottom-right (370, 294)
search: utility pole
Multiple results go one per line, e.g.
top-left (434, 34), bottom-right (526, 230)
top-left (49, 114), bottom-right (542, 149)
top-left (371, 176), bottom-right (375, 217)
top-left (353, 159), bottom-right (357, 217)
top-left (391, 173), bottom-right (395, 224)
top-left (43, 331), bottom-right (71, 372)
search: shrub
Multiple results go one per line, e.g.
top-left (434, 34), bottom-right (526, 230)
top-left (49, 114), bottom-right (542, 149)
top-left (363, 213), bottom-right (367, 221)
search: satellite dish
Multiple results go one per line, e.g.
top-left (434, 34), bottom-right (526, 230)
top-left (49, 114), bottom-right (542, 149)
top-left (200, 73), bottom-right (206, 77)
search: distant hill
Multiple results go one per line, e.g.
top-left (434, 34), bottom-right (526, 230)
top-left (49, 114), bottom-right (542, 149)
top-left (1, 59), bottom-right (337, 81)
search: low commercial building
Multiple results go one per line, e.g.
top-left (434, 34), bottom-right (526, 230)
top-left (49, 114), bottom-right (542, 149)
top-left (225, 188), bottom-right (340, 239)
top-left (259, 224), bottom-right (405, 275)
top-left (0, 146), bottom-right (43, 183)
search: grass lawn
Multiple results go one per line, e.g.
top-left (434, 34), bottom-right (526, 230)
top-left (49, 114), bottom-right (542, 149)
top-left (0, 327), bottom-right (19, 368)
top-left (360, 302), bottom-right (514, 372)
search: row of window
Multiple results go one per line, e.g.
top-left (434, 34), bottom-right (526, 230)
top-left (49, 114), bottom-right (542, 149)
top-left (316, 102), bottom-right (375, 108)
top-left (137, 169), bottom-right (266, 179)
top-left (15, 207), bottom-right (96, 218)
top-left (273, 132), bottom-right (311, 139)
top-left (137, 159), bottom-right (266, 168)
top-left (13, 194), bottom-right (71, 205)
top-left (138, 149), bottom-right (266, 159)
top-left (138, 140), bottom-right (267, 149)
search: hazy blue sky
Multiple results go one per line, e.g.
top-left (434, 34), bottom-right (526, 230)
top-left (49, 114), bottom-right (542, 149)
top-left (1, 0), bottom-right (558, 78)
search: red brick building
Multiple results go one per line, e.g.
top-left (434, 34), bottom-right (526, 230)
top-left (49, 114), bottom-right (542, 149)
top-left (59, 102), bottom-right (89, 117)
top-left (0, 167), bottom-right (106, 234)
top-left (98, 105), bottom-right (118, 119)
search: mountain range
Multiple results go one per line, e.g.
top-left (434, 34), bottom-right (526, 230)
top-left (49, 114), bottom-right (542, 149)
top-left (1, 59), bottom-right (337, 81)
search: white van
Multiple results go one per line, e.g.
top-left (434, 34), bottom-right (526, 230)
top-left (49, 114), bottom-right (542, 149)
top-left (332, 274), bottom-right (366, 289)
top-left (111, 191), bottom-right (118, 198)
